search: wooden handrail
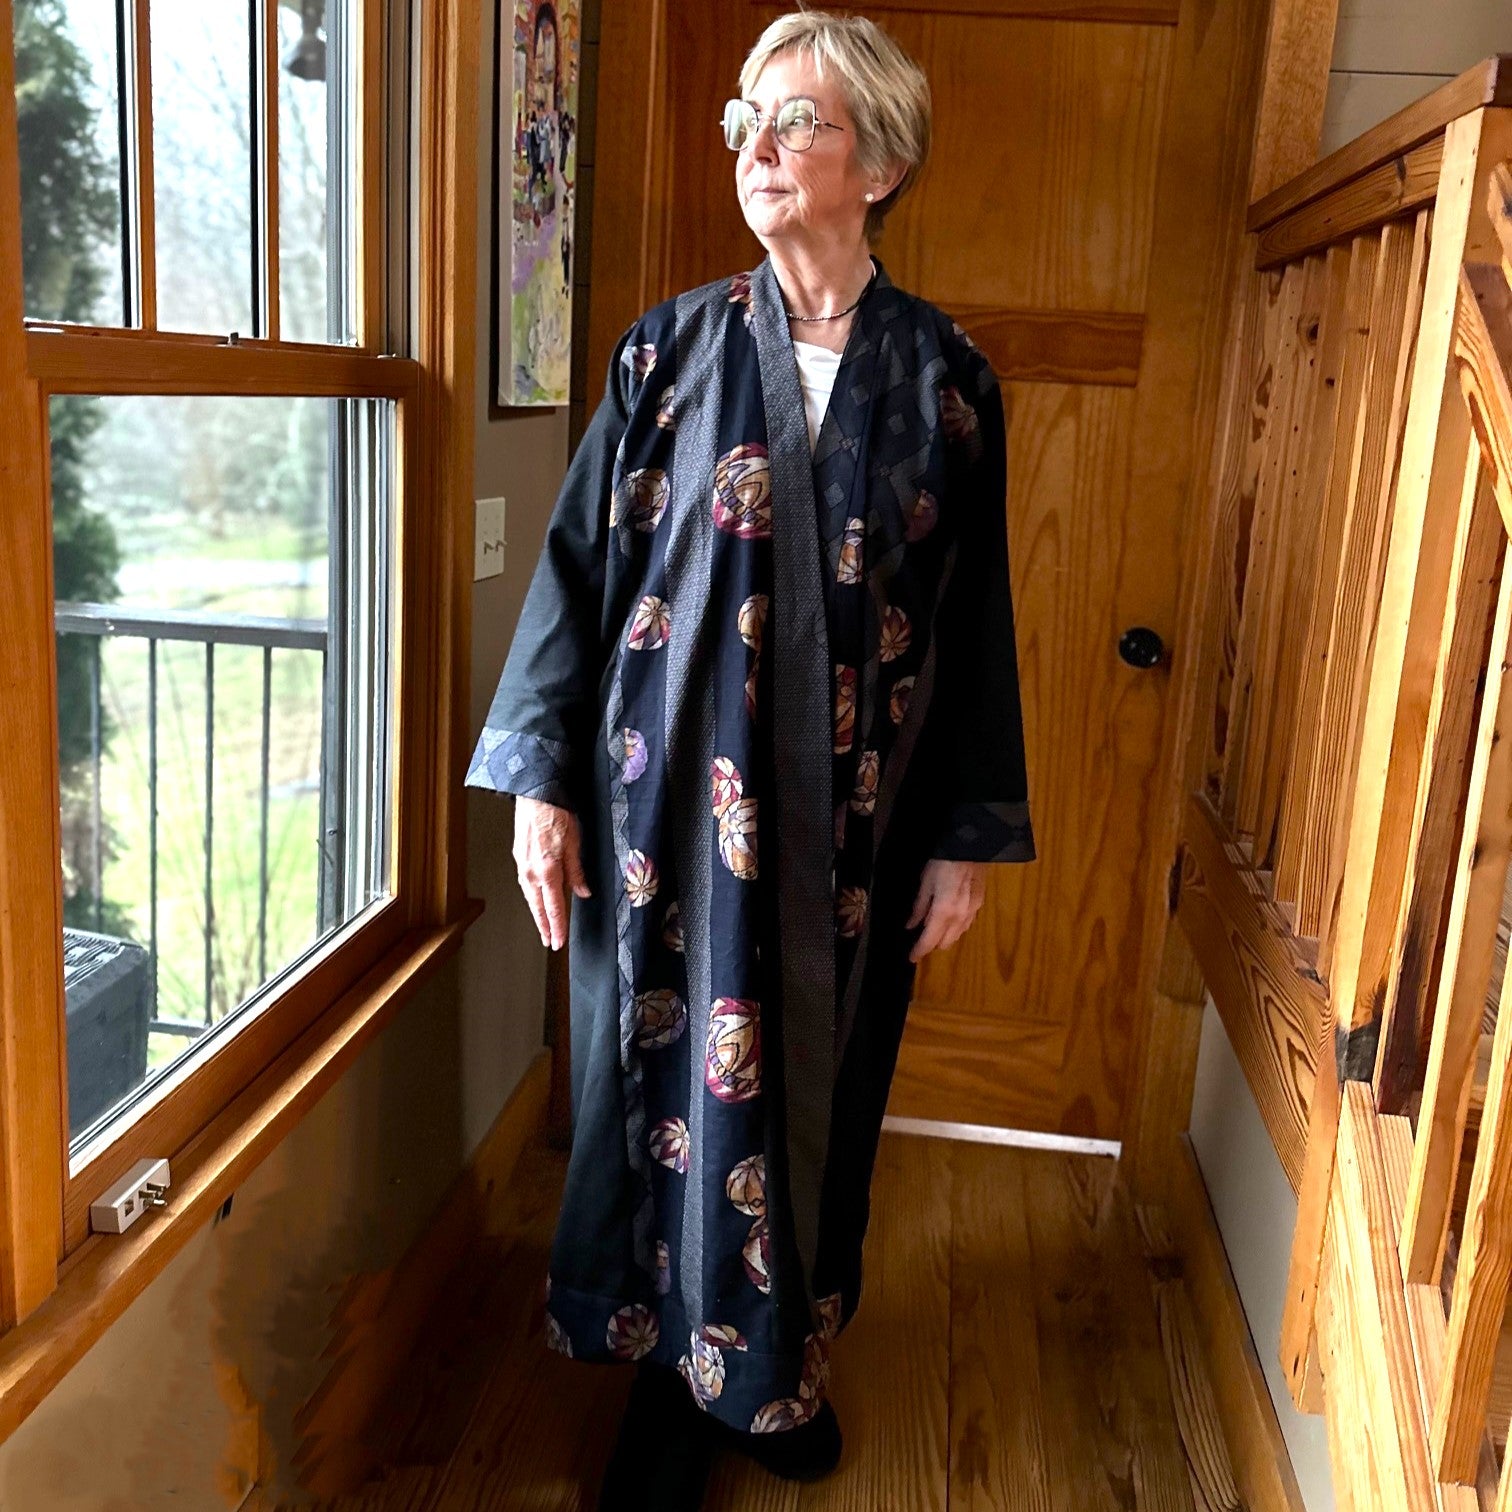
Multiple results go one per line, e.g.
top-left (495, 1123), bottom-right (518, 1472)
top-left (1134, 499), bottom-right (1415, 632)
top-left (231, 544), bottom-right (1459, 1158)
top-left (1248, 56), bottom-right (1512, 232)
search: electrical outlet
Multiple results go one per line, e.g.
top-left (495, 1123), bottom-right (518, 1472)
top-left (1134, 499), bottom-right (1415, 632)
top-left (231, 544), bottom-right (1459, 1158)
top-left (89, 1156), bottom-right (172, 1235)
top-left (475, 496), bottom-right (506, 581)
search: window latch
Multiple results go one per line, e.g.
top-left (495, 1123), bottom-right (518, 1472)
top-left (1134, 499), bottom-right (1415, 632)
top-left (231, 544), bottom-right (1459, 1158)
top-left (89, 1156), bottom-right (172, 1235)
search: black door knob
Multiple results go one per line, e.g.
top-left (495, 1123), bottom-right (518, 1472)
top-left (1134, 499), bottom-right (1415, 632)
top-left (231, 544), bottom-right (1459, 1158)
top-left (1118, 626), bottom-right (1166, 669)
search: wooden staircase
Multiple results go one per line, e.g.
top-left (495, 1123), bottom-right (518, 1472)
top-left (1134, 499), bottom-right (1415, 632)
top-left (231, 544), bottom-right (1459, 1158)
top-left (1163, 54), bottom-right (1512, 1511)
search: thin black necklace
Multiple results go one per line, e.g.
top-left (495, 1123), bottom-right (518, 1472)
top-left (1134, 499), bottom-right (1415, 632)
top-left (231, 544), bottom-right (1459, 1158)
top-left (783, 264), bottom-right (876, 322)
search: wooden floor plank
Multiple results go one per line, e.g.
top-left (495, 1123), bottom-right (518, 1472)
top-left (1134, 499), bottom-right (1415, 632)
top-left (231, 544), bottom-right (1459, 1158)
top-left (946, 1140), bottom-right (1052, 1512)
top-left (408, 1142), bottom-right (629, 1512)
top-left (1100, 1185), bottom-right (1200, 1512)
top-left (291, 1131), bottom-right (1248, 1510)
top-left (800, 1132), bottom-right (954, 1512)
top-left (1021, 1150), bottom-right (1190, 1512)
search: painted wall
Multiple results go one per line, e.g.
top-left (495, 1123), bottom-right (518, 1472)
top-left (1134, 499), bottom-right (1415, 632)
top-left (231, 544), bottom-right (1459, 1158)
top-left (1320, 0), bottom-right (1512, 154)
top-left (1188, 997), bottom-right (1335, 1511)
top-left (0, 2), bottom-right (599, 1505)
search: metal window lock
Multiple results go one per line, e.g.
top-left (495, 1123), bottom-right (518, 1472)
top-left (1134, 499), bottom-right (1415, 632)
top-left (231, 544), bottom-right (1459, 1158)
top-left (89, 1157), bottom-right (172, 1235)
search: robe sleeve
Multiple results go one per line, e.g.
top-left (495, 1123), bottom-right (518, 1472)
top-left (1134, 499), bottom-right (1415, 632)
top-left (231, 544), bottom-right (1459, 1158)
top-left (923, 352), bottom-right (1037, 864)
top-left (463, 327), bottom-right (635, 815)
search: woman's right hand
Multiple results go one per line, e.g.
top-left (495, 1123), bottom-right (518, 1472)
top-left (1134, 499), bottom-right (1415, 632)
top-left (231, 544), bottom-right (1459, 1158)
top-left (513, 796), bottom-right (592, 951)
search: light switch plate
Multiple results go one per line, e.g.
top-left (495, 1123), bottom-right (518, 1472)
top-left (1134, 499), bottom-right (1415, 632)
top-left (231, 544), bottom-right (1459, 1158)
top-left (475, 496), bottom-right (506, 581)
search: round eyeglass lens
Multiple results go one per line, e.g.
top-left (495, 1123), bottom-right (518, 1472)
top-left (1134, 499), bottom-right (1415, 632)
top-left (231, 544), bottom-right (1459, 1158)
top-left (775, 98), bottom-right (817, 149)
top-left (723, 99), bottom-right (756, 150)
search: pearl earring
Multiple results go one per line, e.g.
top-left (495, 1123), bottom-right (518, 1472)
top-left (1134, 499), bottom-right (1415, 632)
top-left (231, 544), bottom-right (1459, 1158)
top-left (864, 192), bottom-right (874, 202)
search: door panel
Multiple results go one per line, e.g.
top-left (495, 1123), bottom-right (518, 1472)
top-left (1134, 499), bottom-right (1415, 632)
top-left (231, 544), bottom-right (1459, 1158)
top-left (588, 0), bottom-right (1267, 1138)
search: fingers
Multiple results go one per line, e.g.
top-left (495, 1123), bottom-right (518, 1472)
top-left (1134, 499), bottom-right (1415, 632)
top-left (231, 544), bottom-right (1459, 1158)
top-left (513, 798), bottom-right (582, 951)
top-left (563, 821), bottom-right (593, 900)
top-left (521, 875), bottom-right (556, 950)
top-left (908, 869), bottom-right (986, 962)
top-left (539, 871), bottom-right (570, 951)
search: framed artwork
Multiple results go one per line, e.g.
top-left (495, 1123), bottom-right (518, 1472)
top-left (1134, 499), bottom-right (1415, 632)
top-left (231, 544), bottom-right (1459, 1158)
top-left (499, 0), bottom-right (581, 406)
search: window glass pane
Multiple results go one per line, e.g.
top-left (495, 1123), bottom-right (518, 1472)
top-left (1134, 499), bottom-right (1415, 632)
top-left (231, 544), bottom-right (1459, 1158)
top-left (52, 393), bottom-right (395, 1161)
top-left (14, 0), bottom-right (125, 326)
top-left (278, 0), bottom-right (355, 343)
top-left (151, 0), bottom-right (254, 334)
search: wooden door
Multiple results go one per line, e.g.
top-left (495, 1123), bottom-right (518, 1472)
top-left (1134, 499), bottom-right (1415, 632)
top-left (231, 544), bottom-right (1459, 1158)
top-left (587, 0), bottom-right (1271, 1139)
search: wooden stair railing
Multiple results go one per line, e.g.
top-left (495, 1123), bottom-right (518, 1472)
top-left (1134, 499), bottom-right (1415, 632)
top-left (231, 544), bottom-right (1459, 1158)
top-left (1166, 54), bottom-right (1512, 1510)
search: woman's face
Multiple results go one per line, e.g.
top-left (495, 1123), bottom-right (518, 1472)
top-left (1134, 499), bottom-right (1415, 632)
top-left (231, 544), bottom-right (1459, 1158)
top-left (734, 52), bottom-right (877, 250)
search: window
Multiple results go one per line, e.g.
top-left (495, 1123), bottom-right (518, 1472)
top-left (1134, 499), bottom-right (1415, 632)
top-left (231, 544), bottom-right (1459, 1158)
top-left (55, 392), bottom-right (395, 1171)
top-left (2, 0), bottom-right (462, 1285)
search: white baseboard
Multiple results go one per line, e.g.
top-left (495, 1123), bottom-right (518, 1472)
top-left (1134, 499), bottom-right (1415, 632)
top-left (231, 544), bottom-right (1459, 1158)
top-left (881, 1113), bottom-right (1121, 1158)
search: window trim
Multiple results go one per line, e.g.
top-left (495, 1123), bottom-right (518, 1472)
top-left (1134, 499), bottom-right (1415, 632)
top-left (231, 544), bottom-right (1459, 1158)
top-left (0, 0), bottom-right (482, 1435)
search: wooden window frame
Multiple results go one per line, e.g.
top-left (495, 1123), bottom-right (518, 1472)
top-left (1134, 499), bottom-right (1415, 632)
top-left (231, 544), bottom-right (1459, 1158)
top-left (0, 0), bottom-right (480, 1444)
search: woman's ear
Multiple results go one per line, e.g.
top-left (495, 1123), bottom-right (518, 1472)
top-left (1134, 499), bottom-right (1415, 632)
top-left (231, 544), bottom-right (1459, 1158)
top-left (872, 160), bottom-right (909, 204)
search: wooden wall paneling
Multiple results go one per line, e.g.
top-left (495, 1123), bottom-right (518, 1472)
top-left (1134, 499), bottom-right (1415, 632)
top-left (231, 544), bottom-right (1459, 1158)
top-left (665, 0), bottom-right (759, 304)
top-left (1401, 471), bottom-right (1512, 1287)
top-left (1247, 0), bottom-right (1339, 206)
top-left (1300, 212), bottom-right (1428, 949)
top-left (1375, 457), bottom-right (1505, 1115)
top-left (1254, 138), bottom-right (1444, 269)
top-left (0, 0), bottom-right (66, 1325)
top-left (1174, 791), bottom-right (1322, 1190)
top-left (1272, 235), bottom-right (1380, 908)
top-left (1219, 260), bottom-right (1309, 837)
top-left (886, 13), bottom-right (1171, 314)
top-left (1116, 0), bottom-right (1277, 1197)
top-left (1256, 245), bottom-right (1355, 879)
top-left (584, 0), bottom-right (673, 399)
top-left (1122, 246), bottom-right (1272, 1195)
top-left (939, 305), bottom-right (1145, 386)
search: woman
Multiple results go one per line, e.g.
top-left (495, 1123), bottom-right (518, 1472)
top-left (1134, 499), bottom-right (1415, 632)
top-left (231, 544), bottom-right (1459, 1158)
top-left (466, 11), bottom-right (1035, 1507)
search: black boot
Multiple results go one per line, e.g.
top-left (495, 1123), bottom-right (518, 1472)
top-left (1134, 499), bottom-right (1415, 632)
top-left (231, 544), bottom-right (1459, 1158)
top-left (595, 1359), bottom-right (715, 1512)
top-left (700, 1397), bottom-right (843, 1481)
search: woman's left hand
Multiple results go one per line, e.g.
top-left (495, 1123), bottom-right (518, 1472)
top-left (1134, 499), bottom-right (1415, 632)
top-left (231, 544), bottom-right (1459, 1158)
top-left (905, 859), bottom-right (990, 961)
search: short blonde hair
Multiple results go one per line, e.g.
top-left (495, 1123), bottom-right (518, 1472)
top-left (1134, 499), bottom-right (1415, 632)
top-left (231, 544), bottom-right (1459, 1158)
top-left (739, 10), bottom-right (931, 243)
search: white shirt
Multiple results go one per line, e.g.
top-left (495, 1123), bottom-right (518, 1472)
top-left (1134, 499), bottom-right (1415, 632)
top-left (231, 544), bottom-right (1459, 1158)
top-left (792, 339), bottom-right (843, 452)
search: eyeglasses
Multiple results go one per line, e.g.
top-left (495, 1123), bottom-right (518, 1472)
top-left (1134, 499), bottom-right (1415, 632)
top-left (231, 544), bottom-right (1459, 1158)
top-left (720, 96), bottom-right (846, 153)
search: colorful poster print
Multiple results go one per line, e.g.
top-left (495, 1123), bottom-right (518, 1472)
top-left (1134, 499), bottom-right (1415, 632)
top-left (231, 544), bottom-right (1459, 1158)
top-left (501, 0), bottom-right (580, 405)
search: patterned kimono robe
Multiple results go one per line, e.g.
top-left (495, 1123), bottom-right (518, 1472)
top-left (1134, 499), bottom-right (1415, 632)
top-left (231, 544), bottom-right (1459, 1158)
top-left (465, 255), bottom-right (1034, 1433)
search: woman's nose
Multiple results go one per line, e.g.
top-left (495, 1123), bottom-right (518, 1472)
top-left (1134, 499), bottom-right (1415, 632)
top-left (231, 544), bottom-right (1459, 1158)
top-left (748, 116), bottom-right (780, 164)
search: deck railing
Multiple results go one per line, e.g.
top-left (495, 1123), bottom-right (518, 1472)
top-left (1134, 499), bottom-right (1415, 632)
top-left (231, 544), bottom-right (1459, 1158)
top-left (56, 600), bottom-right (332, 1031)
top-left (1172, 55), bottom-right (1512, 1508)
